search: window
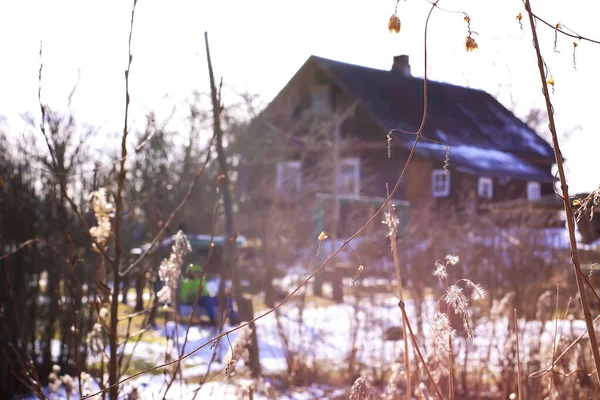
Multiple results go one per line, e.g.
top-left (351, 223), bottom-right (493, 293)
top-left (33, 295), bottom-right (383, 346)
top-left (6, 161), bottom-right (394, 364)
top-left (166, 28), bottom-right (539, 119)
top-left (527, 181), bottom-right (541, 200)
top-left (311, 84), bottom-right (331, 116)
top-left (477, 177), bottom-right (494, 200)
top-left (431, 170), bottom-right (450, 197)
top-left (276, 161), bottom-right (301, 192)
top-left (337, 158), bottom-right (360, 195)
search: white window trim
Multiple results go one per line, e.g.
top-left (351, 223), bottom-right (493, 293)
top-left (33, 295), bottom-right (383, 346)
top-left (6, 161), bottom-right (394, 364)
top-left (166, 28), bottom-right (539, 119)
top-left (276, 160), bottom-right (301, 192)
top-left (431, 169), bottom-right (450, 197)
top-left (527, 181), bottom-right (541, 200)
top-left (477, 177), bottom-right (494, 200)
top-left (337, 157), bottom-right (361, 195)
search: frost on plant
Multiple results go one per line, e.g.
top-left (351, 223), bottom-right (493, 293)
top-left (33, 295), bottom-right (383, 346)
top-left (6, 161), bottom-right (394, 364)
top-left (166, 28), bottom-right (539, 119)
top-left (432, 255), bottom-right (485, 339)
top-left (469, 282), bottom-right (486, 300)
top-left (350, 376), bottom-right (381, 400)
top-left (89, 188), bottom-right (114, 251)
top-left (491, 291), bottom-right (516, 320)
top-left (445, 254), bottom-right (459, 266)
top-left (432, 254), bottom-right (459, 281)
top-left (384, 361), bottom-right (404, 399)
top-left (80, 372), bottom-right (94, 397)
top-left (48, 365), bottom-right (75, 398)
top-left (446, 285), bottom-right (474, 337)
top-left (431, 313), bottom-right (453, 355)
top-left (86, 323), bottom-right (105, 357)
top-left (157, 230), bottom-right (191, 304)
top-left (433, 260), bottom-right (447, 281)
top-left (382, 205), bottom-right (399, 239)
top-left (98, 307), bottom-right (109, 321)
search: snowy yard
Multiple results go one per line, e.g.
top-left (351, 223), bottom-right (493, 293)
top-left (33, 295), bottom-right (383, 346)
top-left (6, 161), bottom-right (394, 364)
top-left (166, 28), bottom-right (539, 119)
top-left (35, 286), bottom-right (591, 400)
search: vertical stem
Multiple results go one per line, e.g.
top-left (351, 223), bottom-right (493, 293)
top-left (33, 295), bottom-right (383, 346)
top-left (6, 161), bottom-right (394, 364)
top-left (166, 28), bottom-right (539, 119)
top-left (387, 185), bottom-right (411, 400)
top-left (514, 309), bottom-right (522, 400)
top-left (332, 120), bottom-right (340, 235)
top-left (204, 31), bottom-right (261, 377)
top-left (398, 300), bottom-right (444, 400)
top-left (110, 1), bottom-right (137, 399)
top-left (444, 275), bottom-right (454, 400)
top-left (448, 336), bottom-right (454, 400)
top-left (524, 0), bottom-right (600, 387)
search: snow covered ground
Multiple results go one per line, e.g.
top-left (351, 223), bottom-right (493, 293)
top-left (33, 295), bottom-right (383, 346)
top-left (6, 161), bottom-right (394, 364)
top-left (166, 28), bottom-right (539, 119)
top-left (30, 271), bottom-right (593, 400)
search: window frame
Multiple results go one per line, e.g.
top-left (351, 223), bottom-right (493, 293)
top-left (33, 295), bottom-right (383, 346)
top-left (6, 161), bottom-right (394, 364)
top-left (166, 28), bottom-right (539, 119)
top-left (477, 177), bottom-right (494, 200)
top-left (275, 160), bottom-right (302, 192)
top-left (431, 169), bottom-right (450, 197)
top-left (527, 181), bottom-right (541, 200)
top-left (337, 157), bottom-right (361, 195)
top-left (311, 84), bottom-right (331, 116)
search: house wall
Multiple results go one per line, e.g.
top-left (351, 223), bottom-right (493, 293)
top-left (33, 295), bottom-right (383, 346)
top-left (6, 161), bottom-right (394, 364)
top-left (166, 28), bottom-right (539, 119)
top-left (256, 59), bottom-right (555, 215)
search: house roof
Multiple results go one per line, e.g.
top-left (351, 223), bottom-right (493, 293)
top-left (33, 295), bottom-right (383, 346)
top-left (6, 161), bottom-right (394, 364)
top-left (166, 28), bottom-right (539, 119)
top-left (307, 56), bottom-right (555, 181)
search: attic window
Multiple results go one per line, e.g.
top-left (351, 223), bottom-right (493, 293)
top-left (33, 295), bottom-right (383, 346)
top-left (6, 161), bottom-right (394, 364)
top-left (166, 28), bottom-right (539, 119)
top-left (337, 158), bottom-right (360, 195)
top-left (477, 177), bottom-right (494, 200)
top-left (431, 170), bottom-right (450, 197)
top-left (276, 161), bottom-right (301, 192)
top-left (311, 84), bottom-right (331, 116)
top-left (527, 181), bottom-right (541, 200)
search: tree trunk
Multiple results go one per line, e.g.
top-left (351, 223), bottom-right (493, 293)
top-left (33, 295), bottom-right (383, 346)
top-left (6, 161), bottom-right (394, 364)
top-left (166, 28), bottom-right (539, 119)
top-left (135, 266), bottom-right (146, 312)
top-left (238, 295), bottom-right (261, 377)
top-left (205, 31), bottom-right (260, 377)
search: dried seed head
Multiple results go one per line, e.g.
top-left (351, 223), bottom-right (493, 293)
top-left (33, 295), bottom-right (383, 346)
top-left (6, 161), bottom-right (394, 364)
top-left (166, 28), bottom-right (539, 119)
top-left (382, 206), bottom-right (400, 238)
top-left (85, 323), bottom-right (105, 356)
top-left (491, 291), bottom-right (516, 320)
top-left (318, 231), bottom-right (328, 241)
top-left (445, 254), bottom-right (459, 266)
top-left (350, 376), bottom-right (381, 400)
top-left (99, 307), bottom-right (109, 320)
top-left (433, 260), bottom-right (447, 281)
top-left (61, 375), bottom-right (74, 395)
top-left (388, 14), bottom-right (401, 34)
top-left (535, 290), bottom-right (553, 321)
top-left (471, 283), bottom-right (486, 300)
top-left (89, 188), bottom-right (114, 249)
top-left (465, 36), bottom-right (478, 52)
top-left (431, 313), bottom-right (453, 355)
top-left (446, 285), bottom-right (474, 337)
top-left (157, 231), bottom-right (191, 304)
top-left (463, 279), bottom-right (486, 300)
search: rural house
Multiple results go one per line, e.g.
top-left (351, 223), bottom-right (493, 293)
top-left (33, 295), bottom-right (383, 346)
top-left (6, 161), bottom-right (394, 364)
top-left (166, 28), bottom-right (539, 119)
top-left (239, 55), bottom-right (557, 238)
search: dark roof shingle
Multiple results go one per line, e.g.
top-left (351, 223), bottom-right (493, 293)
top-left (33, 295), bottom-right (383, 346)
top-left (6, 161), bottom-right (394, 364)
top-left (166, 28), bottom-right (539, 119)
top-left (312, 56), bottom-right (554, 180)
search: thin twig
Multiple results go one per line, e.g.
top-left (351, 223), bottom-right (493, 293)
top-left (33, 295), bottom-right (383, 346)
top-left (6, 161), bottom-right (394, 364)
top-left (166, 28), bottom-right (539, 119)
top-left (83, 0), bottom-right (443, 395)
top-left (398, 300), bottom-right (444, 400)
top-left (386, 183), bottom-right (411, 400)
top-left (524, 0), bottom-right (600, 387)
top-left (514, 309), bottom-right (522, 400)
top-left (119, 144), bottom-right (213, 278)
top-left (109, 1), bottom-right (138, 398)
top-left (549, 285), bottom-right (559, 393)
top-left (530, 313), bottom-right (600, 379)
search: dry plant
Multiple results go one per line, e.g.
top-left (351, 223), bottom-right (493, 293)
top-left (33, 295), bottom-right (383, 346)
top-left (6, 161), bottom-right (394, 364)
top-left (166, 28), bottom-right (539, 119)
top-left (4, 0), bottom-right (600, 399)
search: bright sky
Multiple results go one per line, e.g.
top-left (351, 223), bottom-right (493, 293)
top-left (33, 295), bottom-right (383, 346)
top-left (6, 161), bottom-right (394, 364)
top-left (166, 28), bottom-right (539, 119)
top-left (0, 0), bottom-right (598, 192)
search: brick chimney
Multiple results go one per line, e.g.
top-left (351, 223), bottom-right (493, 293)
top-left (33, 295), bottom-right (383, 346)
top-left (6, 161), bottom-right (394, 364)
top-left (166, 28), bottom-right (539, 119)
top-left (391, 55), bottom-right (411, 76)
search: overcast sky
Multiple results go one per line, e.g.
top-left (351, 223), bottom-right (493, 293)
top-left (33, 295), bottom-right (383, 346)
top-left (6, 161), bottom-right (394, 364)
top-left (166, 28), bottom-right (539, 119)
top-left (1, 0), bottom-right (598, 192)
